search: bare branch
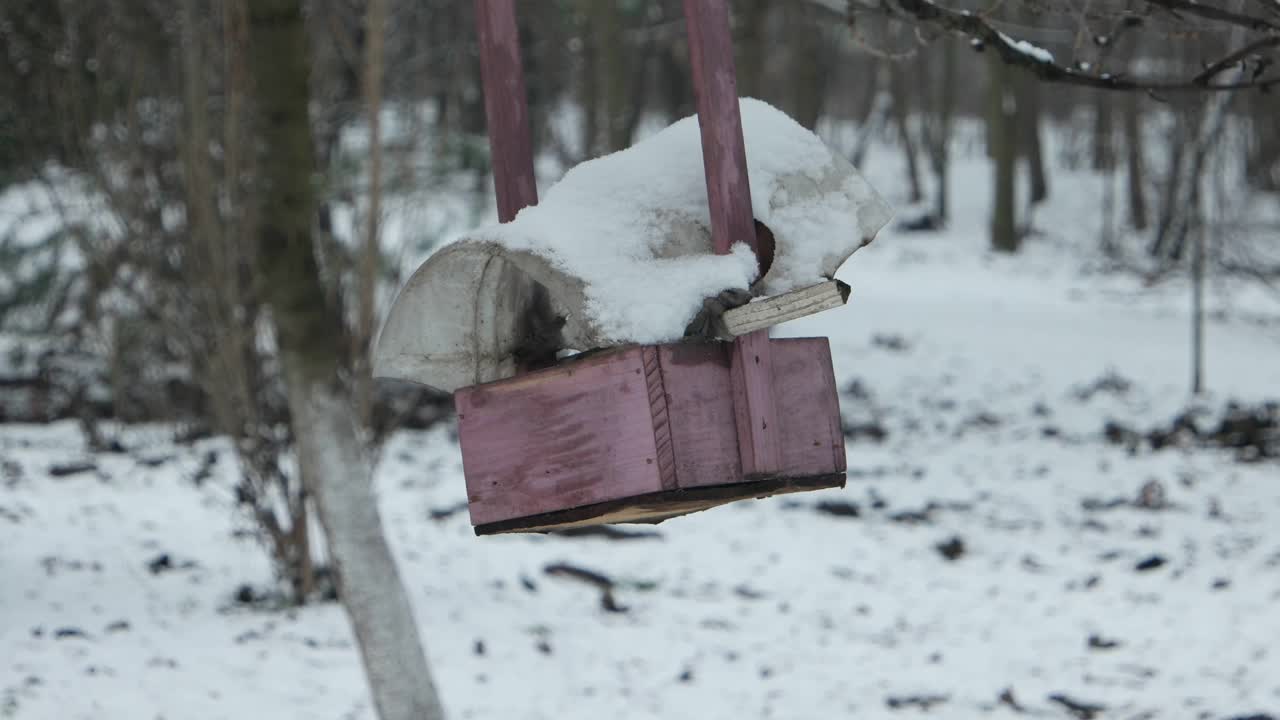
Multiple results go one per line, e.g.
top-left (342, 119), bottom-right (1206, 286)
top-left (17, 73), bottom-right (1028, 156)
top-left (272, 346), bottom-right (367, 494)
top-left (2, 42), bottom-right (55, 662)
top-left (870, 0), bottom-right (1280, 91)
top-left (1142, 0), bottom-right (1279, 33)
top-left (1192, 35), bottom-right (1280, 83)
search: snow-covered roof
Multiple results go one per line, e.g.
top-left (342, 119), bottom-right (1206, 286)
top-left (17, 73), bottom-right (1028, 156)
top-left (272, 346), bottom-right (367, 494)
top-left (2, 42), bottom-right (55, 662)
top-left (473, 98), bottom-right (891, 342)
top-left (376, 98), bottom-right (892, 392)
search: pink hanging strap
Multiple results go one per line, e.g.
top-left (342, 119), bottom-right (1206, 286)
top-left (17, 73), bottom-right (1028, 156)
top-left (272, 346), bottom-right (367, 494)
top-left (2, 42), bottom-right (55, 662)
top-left (474, 0), bottom-right (538, 223)
top-left (683, 0), bottom-right (781, 475)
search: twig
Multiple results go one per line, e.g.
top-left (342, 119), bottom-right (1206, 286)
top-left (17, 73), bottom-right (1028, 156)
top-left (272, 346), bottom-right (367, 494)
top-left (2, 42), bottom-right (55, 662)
top-left (1143, 0), bottom-right (1279, 32)
top-left (809, 0), bottom-right (1280, 92)
top-left (1192, 35), bottom-right (1280, 84)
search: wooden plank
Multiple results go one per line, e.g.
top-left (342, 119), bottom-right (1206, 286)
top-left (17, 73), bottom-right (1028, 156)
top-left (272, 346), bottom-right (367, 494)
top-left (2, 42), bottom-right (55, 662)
top-left (683, 0), bottom-right (781, 476)
top-left (728, 331), bottom-right (781, 475)
top-left (722, 280), bottom-right (851, 337)
top-left (472, 473), bottom-right (845, 535)
top-left (771, 338), bottom-right (847, 476)
top-left (658, 343), bottom-right (741, 487)
top-left (473, 0), bottom-right (537, 223)
top-left (661, 338), bottom-right (843, 487)
top-left (642, 346), bottom-right (678, 491)
top-left (457, 338), bottom-right (844, 532)
top-left (455, 347), bottom-right (664, 526)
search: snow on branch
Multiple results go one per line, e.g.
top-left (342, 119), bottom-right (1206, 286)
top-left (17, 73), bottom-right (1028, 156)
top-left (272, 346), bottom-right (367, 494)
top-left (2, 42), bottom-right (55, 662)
top-left (817, 0), bottom-right (1280, 93)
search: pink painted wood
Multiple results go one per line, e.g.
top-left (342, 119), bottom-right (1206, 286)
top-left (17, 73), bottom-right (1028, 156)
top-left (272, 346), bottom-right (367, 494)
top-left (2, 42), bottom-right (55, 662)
top-left (656, 343), bottom-right (740, 488)
top-left (729, 330), bottom-right (782, 475)
top-left (453, 0), bottom-right (847, 533)
top-left (657, 340), bottom-right (844, 489)
top-left (473, 0), bottom-right (537, 223)
top-left (455, 339), bottom-right (846, 528)
top-left (771, 340), bottom-right (847, 477)
top-left (455, 348), bottom-right (667, 526)
top-left (682, 0), bottom-right (757, 260)
top-left (682, 0), bottom-right (781, 475)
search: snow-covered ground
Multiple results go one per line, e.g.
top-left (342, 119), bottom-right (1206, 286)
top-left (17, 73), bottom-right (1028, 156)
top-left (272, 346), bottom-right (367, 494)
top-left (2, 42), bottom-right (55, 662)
top-left (4, 139), bottom-right (1280, 720)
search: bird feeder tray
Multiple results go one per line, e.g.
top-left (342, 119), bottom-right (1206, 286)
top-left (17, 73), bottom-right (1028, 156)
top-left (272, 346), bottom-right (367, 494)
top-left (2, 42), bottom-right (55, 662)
top-left (374, 0), bottom-right (891, 536)
top-left (457, 337), bottom-right (845, 535)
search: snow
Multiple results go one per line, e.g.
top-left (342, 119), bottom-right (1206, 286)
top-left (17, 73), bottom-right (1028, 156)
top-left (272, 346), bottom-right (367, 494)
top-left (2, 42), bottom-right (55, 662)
top-left (5, 135), bottom-right (1280, 720)
top-left (461, 98), bottom-right (891, 344)
top-left (998, 32), bottom-right (1056, 65)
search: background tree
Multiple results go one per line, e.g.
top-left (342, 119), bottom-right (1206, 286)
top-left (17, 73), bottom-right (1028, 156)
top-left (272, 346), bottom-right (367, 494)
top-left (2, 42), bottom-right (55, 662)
top-left (243, 0), bottom-right (445, 718)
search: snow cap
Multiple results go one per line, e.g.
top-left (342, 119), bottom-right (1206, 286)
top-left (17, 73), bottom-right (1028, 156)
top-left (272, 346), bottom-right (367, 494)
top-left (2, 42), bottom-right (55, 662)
top-left (376, 98), bottom-right (893, 393)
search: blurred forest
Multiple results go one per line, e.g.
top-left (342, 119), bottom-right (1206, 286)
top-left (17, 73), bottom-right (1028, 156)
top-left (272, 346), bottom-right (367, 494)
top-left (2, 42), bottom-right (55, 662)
top-left (3, 0), bottom-right (1279, 591)
top-left (2, 1), bottom-right (1279, 718)
top-left (3, 1), bottom-right (1276, 391)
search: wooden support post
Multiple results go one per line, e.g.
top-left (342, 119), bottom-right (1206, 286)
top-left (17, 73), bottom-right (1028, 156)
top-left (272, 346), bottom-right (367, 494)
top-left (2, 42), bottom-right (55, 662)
top-left (474, 0), bottom-right (538, 223)
top-left (683, 0), bottom-right (781, 476)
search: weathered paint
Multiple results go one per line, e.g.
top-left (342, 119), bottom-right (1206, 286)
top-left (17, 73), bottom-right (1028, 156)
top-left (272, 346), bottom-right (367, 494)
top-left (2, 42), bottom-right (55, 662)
top-left (455, 339), bottom-right (845, 530)
top-left (683, 0), bottom-right (781, 476)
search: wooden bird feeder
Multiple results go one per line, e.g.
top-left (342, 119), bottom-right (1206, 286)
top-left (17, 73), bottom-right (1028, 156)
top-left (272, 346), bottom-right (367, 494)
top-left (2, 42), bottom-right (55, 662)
top-left (385, 0), bottom-right (858, 535)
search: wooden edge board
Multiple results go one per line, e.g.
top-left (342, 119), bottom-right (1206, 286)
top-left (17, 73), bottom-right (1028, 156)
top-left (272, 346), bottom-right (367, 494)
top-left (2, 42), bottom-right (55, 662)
top-left (472, 472), bottom-right (846, 535)
top-left (722, 280), bottom-right (851, 337)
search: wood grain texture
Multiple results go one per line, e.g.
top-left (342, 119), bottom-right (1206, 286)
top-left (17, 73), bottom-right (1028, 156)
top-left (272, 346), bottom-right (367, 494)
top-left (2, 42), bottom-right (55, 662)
top-left (722, 280), bottom-right (852, 337)
top-left (771, 338), bottom-right (847, 476)
top-left (729, 330), bottom-right (782, 475)
top-left (473, 0), bottom-right (537, 223)
top-left (683, 0), bottom-right (781, 480)
top-left (473, 472), bottom-right (845, 535)
top-left (642, 346), bottom-right (678, 491)
top-left (457, 339), bottom-right (845, 531)
top-left (455, 347), bottom-right (662, 526)
top-left (658, 343), bottom-right (742, 487)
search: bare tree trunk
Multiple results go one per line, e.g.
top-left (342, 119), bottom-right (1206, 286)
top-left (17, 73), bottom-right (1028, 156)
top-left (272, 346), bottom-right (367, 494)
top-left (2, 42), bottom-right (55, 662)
top-left (736, 0), bottom-right (769, 98)
top-left (922, 39), bottom-right (956, 224)
top-left (1151, 124), bottom-right (1187, 258)
top-left (183, 0), bottom-right (314, 601)
top-left (988, 53), bottom-right (1018, 252)
top-left (1100, 162), bottom-right (1118, 256)
top-left (1191, 219), bottom-right (1205, 394)
top-left (575, 0), bottom-right (630, 155)
top-left (618, 11), bottom-right (656, 150)
top-left (1019, 69), bottom-right (1048, 205)
top-left (1092, 92), bottom-right (1113, 171)
top-left (889, 60), bottom-right (923, 203)
top-left (1124, 91), bottom-right (1148, 231)
top-left (1154, 92), bottom-right (1234, 263)
top-left (357, 0), bottom-right (386, 429)
top-left (576, 0), bottom-right (600, 156)
top-left (787, 2), bottom-right (828, 131)
top-left (245, 2), bottom-right (446, 719)
top-left (596, 0), bottom-right (628, 152)
top-left (1245, 91), bottom-right (1280, 191)
top-left (657, 40), bottom-right (694, 122)
top-left (849, 59), bottom-right (885, 169)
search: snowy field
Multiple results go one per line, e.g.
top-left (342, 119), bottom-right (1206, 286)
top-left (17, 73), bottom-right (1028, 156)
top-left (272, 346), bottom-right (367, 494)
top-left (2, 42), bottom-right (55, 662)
top-left (4, 141), bottom-right (1280, 719)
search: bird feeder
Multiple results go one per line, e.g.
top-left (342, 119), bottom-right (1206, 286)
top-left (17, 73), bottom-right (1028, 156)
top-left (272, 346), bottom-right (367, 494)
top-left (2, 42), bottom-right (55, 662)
top-left (375, 0), bottom-right (891, 535)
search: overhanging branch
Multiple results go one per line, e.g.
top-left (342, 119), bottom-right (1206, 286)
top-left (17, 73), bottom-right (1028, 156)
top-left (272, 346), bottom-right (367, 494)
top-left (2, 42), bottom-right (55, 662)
top-left (819, 0), bottom-right (1280, 92)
